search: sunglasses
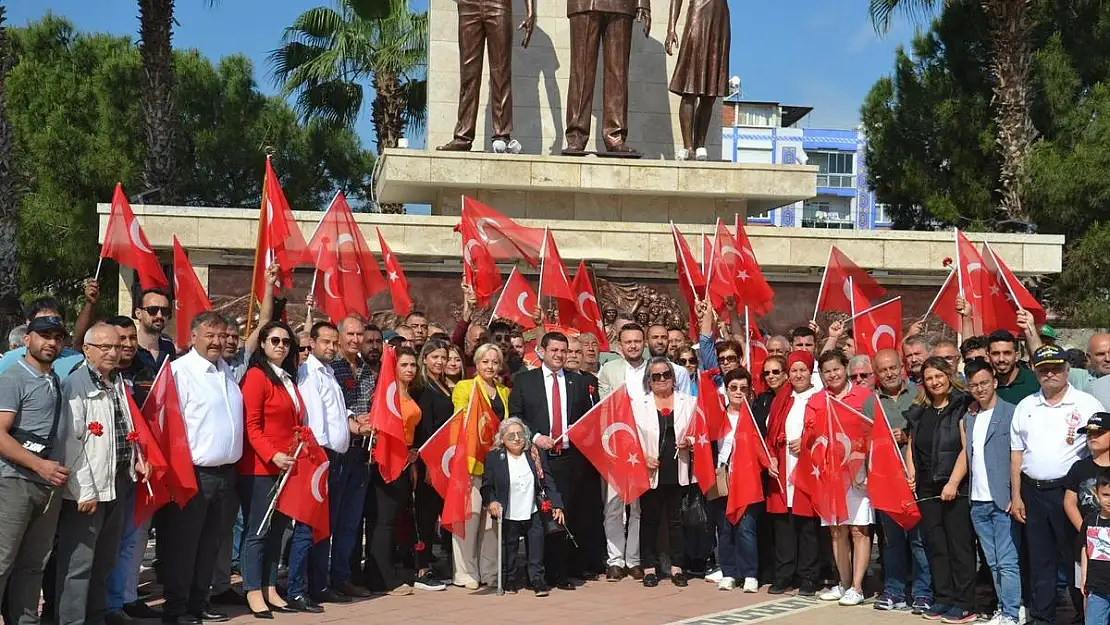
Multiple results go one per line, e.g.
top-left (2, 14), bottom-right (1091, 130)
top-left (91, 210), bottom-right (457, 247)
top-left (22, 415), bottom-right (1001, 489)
top-left (762, 369), bottom-right (783, 377)
top-left (851, 372), bottom-right (873, 381)
top-left (142, 306), bottom-right (172, 317)
top-left (650, 370), bottom-right (675, 382)
top-left (719, 354), bottom-right (739, 364)
top-left (267, 336), bottom-right (293, 347)
top-left (298, 346), bottom-right (311, 353)
top-left (677, 358), bottom-right (698, 366)
top-left (504, 432), bottom-right (525, 442)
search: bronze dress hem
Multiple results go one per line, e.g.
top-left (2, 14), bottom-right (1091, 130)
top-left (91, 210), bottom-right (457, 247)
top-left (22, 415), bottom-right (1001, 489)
top-left (667, 0), bottom-right (730, 97)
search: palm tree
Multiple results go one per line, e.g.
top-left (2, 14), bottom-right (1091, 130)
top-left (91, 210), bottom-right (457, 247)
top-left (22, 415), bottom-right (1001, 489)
top-left (271, 0), bottom-right (427, 214)
top-left (138, 0), bottom-right (179, 203)
top-left (0, 2), bottom-right (21, 335)
top-left (870, 0), bottom-right (1036, 224)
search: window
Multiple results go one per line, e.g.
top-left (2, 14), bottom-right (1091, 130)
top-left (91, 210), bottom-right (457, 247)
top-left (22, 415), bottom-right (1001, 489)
top-left (737, 105), bottom-right (774, 127)
top-left (801, 198), bottom-right (853, 230)
top-left (874, 203), bottom-right (893, 224)
top-left (811, 151), bottom-right (855, 188)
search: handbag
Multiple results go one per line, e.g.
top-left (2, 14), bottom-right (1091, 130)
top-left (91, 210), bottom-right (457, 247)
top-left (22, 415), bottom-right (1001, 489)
top-left (705, 466), bottom-right (729, 501)
top-left (530, 446), bottom-right (565, 535)
top-left (680, 487), bottom-right (710, 531)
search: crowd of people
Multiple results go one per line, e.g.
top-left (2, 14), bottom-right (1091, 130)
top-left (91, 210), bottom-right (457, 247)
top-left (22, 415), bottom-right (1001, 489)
top-left (3, 266), bottom-right (1110, 625)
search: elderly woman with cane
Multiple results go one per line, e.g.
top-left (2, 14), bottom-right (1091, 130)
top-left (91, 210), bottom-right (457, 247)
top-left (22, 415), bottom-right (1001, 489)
top-left (482, 418), bottom-right (565, 597)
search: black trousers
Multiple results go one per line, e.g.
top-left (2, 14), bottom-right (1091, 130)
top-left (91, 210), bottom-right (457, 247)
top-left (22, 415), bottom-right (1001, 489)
top-left (639, 484), bottom-right (687, 571)
top-left (570, 462), bottom-right (606, 575)
top-left (771, 511), bottom-right (818, 586)
top-left (503, 513), bottom-right (545, 587)
top-left (545, 451), bottom-right (585, 584)
top-left (414, 466), bottom-right (445, 572)
top-left (757, 508), bottom-right (775, 582)
top-left (163, 465), bottom-right (236, 618)
top-left (917, 481), bottom-right (976, 611)
top-left (364, 466), bottom-right (409, 591)
top-left (1021, 481), bottom-right (1079, 624)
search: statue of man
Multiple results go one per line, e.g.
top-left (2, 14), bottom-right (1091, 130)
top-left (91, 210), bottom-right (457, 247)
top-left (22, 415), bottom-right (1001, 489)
top-left (437, 0), bottom-right (536, 153)
top-left (563, 0), bottom-right (650, 157)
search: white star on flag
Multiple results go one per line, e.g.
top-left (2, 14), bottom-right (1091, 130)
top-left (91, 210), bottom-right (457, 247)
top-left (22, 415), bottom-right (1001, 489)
top-left (627, 453), bottom-right (641, 466)
top-left (389, 271), bottom-right (399, 282)
top-left (990, 285), bottom-right (1001, 296)
top-left (736, 270), bottom-right (749, 281)
top-left (811, 465), bottom-right (821, 478)
top-left (697, 434), bottom-right (709, 446)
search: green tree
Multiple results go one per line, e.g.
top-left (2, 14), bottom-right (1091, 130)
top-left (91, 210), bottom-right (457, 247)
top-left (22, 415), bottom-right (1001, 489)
top-left (271, 0), bottom-right (427, 213)
top-left (8, 15), bottom-right (375, 312)
top-left (0, 2), bottom-right (19, 337)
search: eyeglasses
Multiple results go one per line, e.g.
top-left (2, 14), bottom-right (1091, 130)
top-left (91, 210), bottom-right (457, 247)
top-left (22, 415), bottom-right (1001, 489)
top-left (505, 432), bottom-right (525, 442)
top-left (650, 370), bottom-right (675, 382)
top-left (762, 369), bottom-right (783, 377)
top-left (87, 344), bottom-right (122, 352)
top-left (142, 306), bottom-right (172, 317)
top-left (850, 372), bottom-right (873, 381)
top-left (677, 358), bottom-right (698, 366)
top-left (719, 354), bottom-right (739, 364)
top-left (298, 346), bottom-right (311, 353)
top-left (968, 380), bottom-right (995, 391)
top-left (267, 336), bottom-right (293, 347)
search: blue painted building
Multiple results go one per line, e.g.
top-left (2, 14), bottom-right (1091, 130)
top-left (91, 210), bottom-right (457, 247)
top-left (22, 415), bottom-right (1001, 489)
top-left (719, 97), bottom-right (891, 230)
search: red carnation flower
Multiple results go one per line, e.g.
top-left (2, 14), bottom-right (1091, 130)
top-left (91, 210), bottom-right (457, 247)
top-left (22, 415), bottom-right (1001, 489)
top-left (708, 367), bottom-right (721, 376)
top-left (942, 256), bottom-right (953, 268)
top-left (344, 379), bottom-right (356, 389)
top-left (414, 540), bottom-right (426, 552)
top-left (540, 500), bottom-right (553, 513)
top-left (88, 422), bottom-right (104, 437)
top-left (125, 431), bottom-right (140, 443)
top-left (659, 408), bottom-right (673, 417)
top-left (587, 385), bottom-right (595, 395)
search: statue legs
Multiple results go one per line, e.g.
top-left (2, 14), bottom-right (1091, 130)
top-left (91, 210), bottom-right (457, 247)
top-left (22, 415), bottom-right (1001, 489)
top-left (440, 0), bottom-right (514, 151)
top-left (565, 12), bottom-right (633, 154)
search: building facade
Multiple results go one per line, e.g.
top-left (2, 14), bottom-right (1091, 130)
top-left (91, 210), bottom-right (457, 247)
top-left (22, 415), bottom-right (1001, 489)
top-left (720, 97), bottom-right (891, 230)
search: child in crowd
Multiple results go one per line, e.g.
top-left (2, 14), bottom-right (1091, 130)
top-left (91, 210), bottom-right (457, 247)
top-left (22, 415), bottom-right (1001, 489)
top-left (1079, 470), bottom-right (1110, 625)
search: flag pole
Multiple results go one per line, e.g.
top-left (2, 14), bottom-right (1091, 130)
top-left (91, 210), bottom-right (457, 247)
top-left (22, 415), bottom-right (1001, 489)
top-left (704, 225), bottom-right (720, 301)
top-left (745, 398), bottom-right (784, 493)
top-left (246, 157), bottom-right (271, 341)
top-left (954, 229), bottom-right (965, 299)
top-left (744, 305), bottom-right (752, 368)
top-left (257, 440), bottom-right (305, 536)
top-left (94, 256), bottom-right (104, 282)
top-left (922, 270), bottom-right (956, 322)
top-left (812, 247), bottom-right (833, 322)
top-left (496, 515), bottom-right (504, 596)
top-left (874, 400), bottom-right (910, 476)
top-left (846, 296), bottom-right (901, 325)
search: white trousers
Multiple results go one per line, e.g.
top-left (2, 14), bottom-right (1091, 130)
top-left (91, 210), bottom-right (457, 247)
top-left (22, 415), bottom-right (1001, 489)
top-left (451, 476), bottom-right (499, 585)
top-left (603, 479), bottom-right (641, 568)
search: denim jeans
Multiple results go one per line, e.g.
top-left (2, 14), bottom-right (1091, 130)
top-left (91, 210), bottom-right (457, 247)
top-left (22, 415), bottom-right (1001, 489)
top-left (1086, 592), bottom-right (1110, 625)
top-left (238, 475), bottom-right (288, 592)
top-left (970, 501), bottom-right (1022, 620)
top-left (879, 511), bottom-right (933, 601)
top-left (287, 448), bottom-right (369, 598)
top-left (107, 486), bottom-right (149, 611)
top-left (714, 499), bottom-right (760, 580)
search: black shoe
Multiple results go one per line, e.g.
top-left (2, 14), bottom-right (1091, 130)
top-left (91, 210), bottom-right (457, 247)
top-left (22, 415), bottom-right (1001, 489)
top-left (798, 582), bottom-right (819, 597)
top-left (672, 573), bottom-right (689, 587)
top-left (161, 617), bottom-right (201, 625)
top-left (191, 611), bottom-right (229, 623)
top-left (605, 565), bottom-right (624, 582)
top-left (209, 589), bottom-right (244, 607)
top-left (268, 605), bottom-right (297, 614)
top-left (313, 589), bottom-right (352, 604)
top-left (534, 584), bottom-right (550, 597)
top-left (250, 611), bottom-right (273, 620)
top-left (333, 581), bottom-right (372, 598)
top-left (555, 580), bottom-right (576, 591)
top-left (124, 601), bottom-right (163, 619)
top-left (643, 573), bottom-right (660, 588)
top-left (768, 582), bottom-right (790, 595)
top-left (286, 597), bottom-right (324, 614)
top-left (105, 612), bottom-right (133, 625)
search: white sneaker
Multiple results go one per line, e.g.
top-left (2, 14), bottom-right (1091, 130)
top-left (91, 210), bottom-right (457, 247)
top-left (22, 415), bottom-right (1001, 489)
top-left (677, 148), bottom-right (690, 161)
top-left (996, 617), bottom-right (1019, 625)
top-left (492, 139), bottom-right (507, 153)
top-left (718, 577), bottom-right (735, 591)
top-left (506, 139), bottom-right (522, 154)
top-left (1017, 606), bottom-right (1027, 624)
top-left (705, 569), bottom-right (723, 583)
top-left (742, 577), bottom-right (759, 593)
top-left (819, 585), bottom-right (843, 601)
top-left (984, 612), bottom-right (1001, 625)
top-left (838, 587), bottom-right (864, 606)
top-left (695, 147), bottom-right (708, 161)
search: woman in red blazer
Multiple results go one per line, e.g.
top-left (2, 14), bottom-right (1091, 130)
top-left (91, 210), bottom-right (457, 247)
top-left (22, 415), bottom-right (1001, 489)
top-left (238, 321), bottom-right (304, 617)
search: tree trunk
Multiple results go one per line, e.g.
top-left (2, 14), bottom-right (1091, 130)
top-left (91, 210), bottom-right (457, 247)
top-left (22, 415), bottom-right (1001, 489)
top-left (0, 4), bottom-right (23, 338)
top-left (138, 0), bottom-right (178, 204)
top-left (982, 0), bottom-right (1036, 223)
top-left (371, 71), bottom-right (406, 214)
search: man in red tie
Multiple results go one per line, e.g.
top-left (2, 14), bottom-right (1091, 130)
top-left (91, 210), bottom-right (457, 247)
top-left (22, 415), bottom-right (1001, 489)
top-left (509, 332), bottom-right (592, 589)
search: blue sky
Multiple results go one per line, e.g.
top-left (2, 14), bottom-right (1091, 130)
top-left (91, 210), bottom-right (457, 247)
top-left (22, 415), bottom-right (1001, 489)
top-left (11, 0), bottom-right (920, 145)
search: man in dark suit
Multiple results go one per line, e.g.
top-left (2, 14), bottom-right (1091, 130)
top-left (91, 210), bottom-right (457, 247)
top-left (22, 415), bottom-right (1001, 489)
top-left (565, 336), bottom-right (605, 577)
top-left (509, 332), bottom-right (591, 589)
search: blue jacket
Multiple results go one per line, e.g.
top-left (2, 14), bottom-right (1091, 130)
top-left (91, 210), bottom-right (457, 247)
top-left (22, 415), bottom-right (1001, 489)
top-left (962, 398), bottom-right (1017, 512)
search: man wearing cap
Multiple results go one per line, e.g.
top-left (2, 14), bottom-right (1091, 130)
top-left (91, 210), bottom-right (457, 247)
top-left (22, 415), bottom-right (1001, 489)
top-left (0, 299), bottom-right (87, 379)
top-left (1010, 345), bottom-right (1106, 625)
top-left (1063, 412), bottom-right (1110, 624)
top-left (0, 315), bottom-right (70, 623)
top-left (1039, 325), bottom-right (1058, 347)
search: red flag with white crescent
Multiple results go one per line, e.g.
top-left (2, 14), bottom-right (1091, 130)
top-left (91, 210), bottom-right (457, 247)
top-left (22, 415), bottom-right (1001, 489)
top-left (539, 229), bottom-right (575, 302)
top-left (307, 193), bottom-right (386, 321)
top-left (725, 399), bottom-right (772, 523)
top-left (100, 183), bottom-right (169, 291)
top-left (567, 387), bottom-right (651, 504)
top-left (558, 261), bottom-right (610, 351)
top-left (368, 346), bottom-right (409, 482)
top-left (417, 407), bottom-right (465, 497)
top-left (172, 236), bottom-right (212, 351)
top-left (460, 196), bottom-right (545, 267)
top-left (457, 217), bottom-right (502, 307)
top-left (276, 427), bottom-right (331, 543)
top-left (671, 224), bottom-right (705, 341)
top-left (491, 267), bottom-right (538, 330)
top-left (814, 246), bottom-right (885, 316)
top-left (147, 361), bottom-right (197, 508)
top-left (251, 158), bottom-right (309, 303)
top-left (852, 297), bottom-right (903, 359)
top-left (376, 229), bottom-right (413, 318)
top-left (983, 242), bottom-right (1046, 334)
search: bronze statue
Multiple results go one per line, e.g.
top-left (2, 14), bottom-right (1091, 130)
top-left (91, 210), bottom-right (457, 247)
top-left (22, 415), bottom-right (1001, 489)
top-left (563, 0), bottom-right (650, 157)
top-left (437, 0), bottom-right (536, 153)
top-left (664, 0), bottom-right (729, 160)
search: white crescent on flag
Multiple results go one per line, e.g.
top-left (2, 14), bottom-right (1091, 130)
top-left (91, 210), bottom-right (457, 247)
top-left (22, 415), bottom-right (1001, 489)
top-left (871, 325), bottom-right (896, 352)
top-left (311, 460), bottom-right (330, 503)
top-left (129, 218), bottom-right (153, 254)
top-left (601, 422), bottom-right (635, 458)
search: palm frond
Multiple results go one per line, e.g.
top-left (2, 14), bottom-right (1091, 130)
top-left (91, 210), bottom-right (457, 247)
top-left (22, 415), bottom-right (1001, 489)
top-left (869, 0), bottom-right (944, 34)
top-left (401, 78), bottom-right (427, 132)
top-left (294, 79), bottom-right (364, 129)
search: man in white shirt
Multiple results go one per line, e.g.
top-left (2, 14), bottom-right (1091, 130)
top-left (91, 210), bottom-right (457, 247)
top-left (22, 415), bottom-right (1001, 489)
top-left (287, 321), bottom-right (355, 612)
top-left (1010, 345), bottom-right (1106, 625)
top-left (164, 312), bottom-right (244, 625)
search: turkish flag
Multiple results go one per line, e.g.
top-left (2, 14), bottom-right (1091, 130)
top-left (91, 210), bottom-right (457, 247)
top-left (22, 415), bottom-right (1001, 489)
top-left (147, 361), bottom-right (198, 508)
top-left (696, 370), bottom-right (729, 441)
top-left (814, 246), bottom-right (885, 315)
top-left (983, 242), bottom-right (1046, 330)
top-left (732, 217), bottom-right (775, 317)
top-left (701, 234), bottom-right (712, 278)
top-left (307, 192), bottom-right (386, 320)
top-left (441, 383), bottom-right (501, 536)
top-left (744, 306), bottom-right (769, 395)
top-left (171, 236), bottom-right (212, 351)
top-left (558, 261), bottom-right (610, 351)
top-left (853, 297), bottom-right (903, 359)
top-left (417, 407), bottom-right (466, 497)
top-left (671, 225), bottom-right (705, 341)
top-left (100, 183), bottom-right (169, 290)
top-left (539, 229), bottom-right (575, 302)
top-left (705, 220), bottom-right (740, 312)
top-left (491, 267), bottom-right (538, 329)
top-left (368, 346), bottom-right (409, 482)
top-left (868, 400), bottom-right (921, 530)
top-left (376, 229), bottom-right (413, 317)
top-left (460, 196), bottom-right (545, 267)
top-left (457, 217), bottom-right (502, 307)
top-left (276, 428), bottom-right (331, 543)
top-left (252, 158), bottom-right (309, 303)
top-left (726, 400), bottom-right (772, 523)
top-left (796, 396), bottom-right (873, 525)
top-left (567, 387), bottom-right (651, 504)
top-left (125, 385), bottom-right (169, 527)
top-left (685, 394), bottom-right (718, 497)
top-left (925, 269), bottom-right (962, 334)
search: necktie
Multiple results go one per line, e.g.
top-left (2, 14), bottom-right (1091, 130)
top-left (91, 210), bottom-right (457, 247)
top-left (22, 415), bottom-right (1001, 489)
top-left (550, 372), bottom-right (563, 451)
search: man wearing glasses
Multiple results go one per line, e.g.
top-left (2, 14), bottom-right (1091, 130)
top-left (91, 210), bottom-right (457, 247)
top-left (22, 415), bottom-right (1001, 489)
top-left (847, 355), bottom-right (874, 390)
top-left (133, 288), bottom-right (177, 372)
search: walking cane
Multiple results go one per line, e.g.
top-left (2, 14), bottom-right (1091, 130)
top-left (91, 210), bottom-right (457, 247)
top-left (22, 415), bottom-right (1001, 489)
top-left (496, 513), bottom-right (504, 596)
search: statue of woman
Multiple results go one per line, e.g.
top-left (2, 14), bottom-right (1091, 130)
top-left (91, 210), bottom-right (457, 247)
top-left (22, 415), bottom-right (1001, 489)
top-left (664, 0), bottom-right (729, 161)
